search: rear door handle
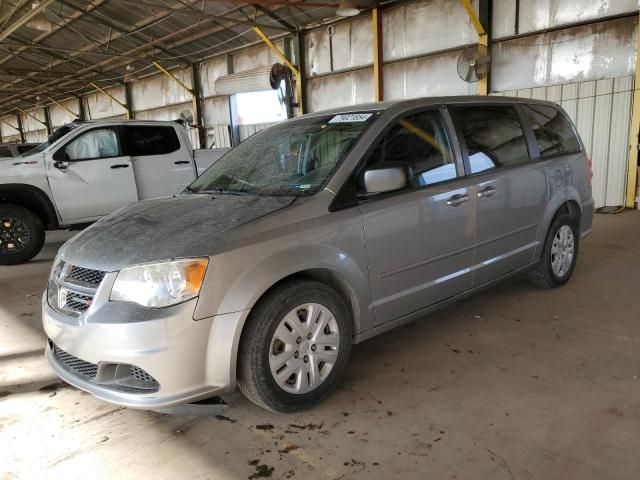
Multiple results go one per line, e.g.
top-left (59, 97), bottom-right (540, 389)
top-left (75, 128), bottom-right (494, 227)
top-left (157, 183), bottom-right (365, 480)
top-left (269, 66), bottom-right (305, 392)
top-left (174, 160), bottom-right (190, 165)
top-left (110, 164), bottom-right (129, 169)
top-left (446, 193), bottom-right (470, 207)
top-left (477, 186), bottom-right (496, 198)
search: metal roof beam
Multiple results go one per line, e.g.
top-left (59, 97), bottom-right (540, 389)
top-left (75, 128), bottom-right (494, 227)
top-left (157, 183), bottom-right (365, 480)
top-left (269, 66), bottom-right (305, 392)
top-left (0, 41), bottom-right (168, 61)
top-left (253, 5), bottom-right (297, 31)
top-left (0, 0), bottom-right (110, 67)
top-left (0, 0), bottom-right (57, 42)
top-left (107, 0), bottom-right (294, 32)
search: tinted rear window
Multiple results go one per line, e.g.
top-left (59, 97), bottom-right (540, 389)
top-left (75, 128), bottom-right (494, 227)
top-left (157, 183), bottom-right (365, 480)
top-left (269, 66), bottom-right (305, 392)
top-left (450, 105), bottom-right (530, 174)
top-left (521, 104), bottom-right (581, 158)
top-left (0, 147), bottom-right (11, 157)
top-left (126, 126), bottom-right (180, 157)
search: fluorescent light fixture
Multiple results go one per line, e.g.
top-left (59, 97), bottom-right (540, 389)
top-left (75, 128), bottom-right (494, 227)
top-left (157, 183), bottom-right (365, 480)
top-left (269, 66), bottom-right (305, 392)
top-left (336, 0), bottom-right (360, 17)
top-left (26, 2), bottom-right (53, 32)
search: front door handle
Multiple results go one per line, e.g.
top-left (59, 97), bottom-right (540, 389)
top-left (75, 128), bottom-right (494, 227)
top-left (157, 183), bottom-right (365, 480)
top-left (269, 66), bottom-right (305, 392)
top-left (477, 186), bottom-right (496, 198)
top-left (174, 160), bottom-right (190, 165)
top-left (446, 193), bottom-right (470, 207)
top-left (110, 164), bottom-right (130, 169)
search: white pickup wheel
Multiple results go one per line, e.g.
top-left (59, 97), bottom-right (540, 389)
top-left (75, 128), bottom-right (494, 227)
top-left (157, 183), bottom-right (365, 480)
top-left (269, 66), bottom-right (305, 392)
top-left (0, 204), bottom-right (45, 266)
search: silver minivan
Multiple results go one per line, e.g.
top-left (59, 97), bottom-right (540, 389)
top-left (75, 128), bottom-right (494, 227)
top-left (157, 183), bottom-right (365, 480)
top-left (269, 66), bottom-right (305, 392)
top-left (43, 97), bottom-right (594, 413)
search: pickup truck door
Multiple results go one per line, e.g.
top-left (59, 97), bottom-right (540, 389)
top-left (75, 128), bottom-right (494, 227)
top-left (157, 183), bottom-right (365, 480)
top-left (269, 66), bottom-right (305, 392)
top-left (124, 125), bottom-right (196, 199)
top-left (47, 126), bottom-right (138, 222)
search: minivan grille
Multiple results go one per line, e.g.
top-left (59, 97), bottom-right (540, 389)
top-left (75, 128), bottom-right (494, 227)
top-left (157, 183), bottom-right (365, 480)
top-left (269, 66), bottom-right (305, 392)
top-left (53, 344), bottom-right (98, 379)
top-left (51, 342), bottom-right (160, 393)
top-left (65, 265), bottom-right (105, 288)
top-left (47, 261), bottom-right (106, 318)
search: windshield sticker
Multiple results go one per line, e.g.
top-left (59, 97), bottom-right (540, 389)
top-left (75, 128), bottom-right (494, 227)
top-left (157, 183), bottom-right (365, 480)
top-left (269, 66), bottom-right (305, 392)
top-left (328, 113), bottom-right (373, 123)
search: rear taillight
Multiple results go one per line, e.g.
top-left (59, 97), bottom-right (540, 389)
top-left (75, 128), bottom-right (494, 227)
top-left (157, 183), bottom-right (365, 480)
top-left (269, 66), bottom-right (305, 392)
top-left (587, 158), bottom-right (593, 186)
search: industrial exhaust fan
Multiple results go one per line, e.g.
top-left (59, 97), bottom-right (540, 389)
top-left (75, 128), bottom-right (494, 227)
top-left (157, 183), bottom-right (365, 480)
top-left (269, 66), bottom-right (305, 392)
top-left (457, 44), bottom-right (491, 83)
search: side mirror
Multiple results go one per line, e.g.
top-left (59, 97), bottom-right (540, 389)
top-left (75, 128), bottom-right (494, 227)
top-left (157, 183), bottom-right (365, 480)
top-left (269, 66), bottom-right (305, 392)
top-left (363, 167), bottom-right (408, 195)
top-left (53, 160), bottom-right (69, 170)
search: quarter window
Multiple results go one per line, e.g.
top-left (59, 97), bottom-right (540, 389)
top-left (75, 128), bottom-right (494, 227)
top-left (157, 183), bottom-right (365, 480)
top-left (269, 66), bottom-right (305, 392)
top-left (16, 145), bottom-right (34, 154)
top-left (521, 104), bottom-right (581, 158)
top-left (64, 128), bottom-right (120, 161)
top-left (451, 106), bottom-right (530, 174)
top-left (126, 126), bottom-right (180, 157)
top-left (365, 110), bottom-right (456, 189)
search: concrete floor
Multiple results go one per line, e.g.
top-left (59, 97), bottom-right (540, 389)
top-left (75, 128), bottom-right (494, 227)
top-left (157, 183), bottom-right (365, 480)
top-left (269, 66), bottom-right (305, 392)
top-left (1, 213), bottom-right (639, 480)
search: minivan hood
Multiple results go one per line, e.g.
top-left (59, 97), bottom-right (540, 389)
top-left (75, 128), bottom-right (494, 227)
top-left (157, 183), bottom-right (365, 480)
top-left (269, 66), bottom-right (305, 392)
top-left (58, 194), bottom-right (295, 271)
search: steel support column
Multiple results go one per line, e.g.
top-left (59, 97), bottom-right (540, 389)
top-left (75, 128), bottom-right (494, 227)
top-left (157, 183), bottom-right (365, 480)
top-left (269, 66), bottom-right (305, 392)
top-left (77, 96), bottom-right (87, 120)
top-left (227, 54), bottom-right (240, 147)
top-left (294, 32), bottom-right (307, 114)
top-left (124, 82), bottom-right (135, 120)
top-left (16, 107), bottom-right (48, 135)
top-left (461, 0), bottom-right (490, 95)
top-left (43, 106), bottom-right (52, 135)
top-left (191, 63), bottom-right (207, 148)
top-left (372, 7), bottom-right (383, 101)
top-left (253, 26), bottom-right (304, 115)
top-left (90, 82), bottom-right (131, 119)
top-left (47, 97), bottom-right (80, 119)
top-left (625, 15), bottom-right (640, 208)
top-left (152, 61), bottom-right (198, 128)
top-left (15, 114), bottom-right (25, 143)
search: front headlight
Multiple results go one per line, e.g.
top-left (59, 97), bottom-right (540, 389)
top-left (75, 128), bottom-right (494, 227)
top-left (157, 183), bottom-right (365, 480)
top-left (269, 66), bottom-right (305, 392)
top-left (110, 258), bottom-right (209, 308)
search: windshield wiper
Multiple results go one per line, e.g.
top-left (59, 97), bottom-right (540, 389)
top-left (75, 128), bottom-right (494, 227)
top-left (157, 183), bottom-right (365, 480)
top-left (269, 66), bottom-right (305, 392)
top-left (197, 187), bottom-right (259, 196)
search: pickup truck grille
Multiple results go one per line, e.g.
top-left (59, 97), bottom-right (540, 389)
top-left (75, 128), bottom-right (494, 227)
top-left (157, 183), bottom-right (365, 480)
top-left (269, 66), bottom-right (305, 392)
top-left (48, 261), bottom-right (106, 318)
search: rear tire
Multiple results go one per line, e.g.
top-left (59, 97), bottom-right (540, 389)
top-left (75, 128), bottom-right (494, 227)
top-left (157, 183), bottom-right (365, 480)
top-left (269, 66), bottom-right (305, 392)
top-left (0, 204), bottom-right (45, 265)
top-left (237, 280), bottom-right (352, 413)
top-left (528, 212), bottom-right (579, 288)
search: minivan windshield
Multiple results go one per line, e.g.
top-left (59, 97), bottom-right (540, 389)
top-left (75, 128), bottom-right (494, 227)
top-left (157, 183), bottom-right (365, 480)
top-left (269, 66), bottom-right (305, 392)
top-left (21, 124), bottom-right (77, 156)
top-left (187, 112), bottom-right (378, 197)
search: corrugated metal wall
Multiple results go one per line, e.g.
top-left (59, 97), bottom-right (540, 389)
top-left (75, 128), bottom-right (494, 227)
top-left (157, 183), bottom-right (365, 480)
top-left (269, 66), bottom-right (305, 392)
top-left (1, 0), bottom-right (637, 206)
top-left (494, 76), bottom-right (634, 208)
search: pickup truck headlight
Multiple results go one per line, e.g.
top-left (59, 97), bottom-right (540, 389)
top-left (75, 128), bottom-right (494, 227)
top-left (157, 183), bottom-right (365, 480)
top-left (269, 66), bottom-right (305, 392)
top-left (110, 258), bottom-right (209, 308)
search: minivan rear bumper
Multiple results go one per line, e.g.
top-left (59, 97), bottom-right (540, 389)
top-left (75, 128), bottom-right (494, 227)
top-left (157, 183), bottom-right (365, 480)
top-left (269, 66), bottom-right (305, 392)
top-left (581, 197), bottom-right (595, 238)
top-left (43, 293), bottom-right (249, 409)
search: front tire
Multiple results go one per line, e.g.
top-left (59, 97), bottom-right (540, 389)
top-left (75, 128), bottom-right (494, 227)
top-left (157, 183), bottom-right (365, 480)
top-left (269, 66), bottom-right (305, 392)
top-left (0, 204), bottom-right (45, 266)
top-left (528, 212), bottom-right (579, 288)
top-left (237, 280), bottom-right (352, 413)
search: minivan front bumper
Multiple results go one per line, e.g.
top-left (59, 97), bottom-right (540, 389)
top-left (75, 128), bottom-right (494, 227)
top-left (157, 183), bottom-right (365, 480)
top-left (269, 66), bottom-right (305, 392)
top-left (42, 293), bottom-right (249, 409)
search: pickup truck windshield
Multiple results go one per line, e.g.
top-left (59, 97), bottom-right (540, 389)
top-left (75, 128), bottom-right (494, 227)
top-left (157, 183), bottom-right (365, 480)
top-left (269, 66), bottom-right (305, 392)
top-left (21, 124), bottom-right (77, 157)
top-left (188, 112), bottom-right (378, 197)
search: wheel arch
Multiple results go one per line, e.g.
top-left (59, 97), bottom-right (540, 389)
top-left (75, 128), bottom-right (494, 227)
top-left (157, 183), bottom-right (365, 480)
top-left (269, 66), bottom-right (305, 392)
top-left (0, 184), bottom-right (59, 229)
top-left (240, 268), bottom-right (361, 342)
top-left (537, 191), bottom-right (582, 260)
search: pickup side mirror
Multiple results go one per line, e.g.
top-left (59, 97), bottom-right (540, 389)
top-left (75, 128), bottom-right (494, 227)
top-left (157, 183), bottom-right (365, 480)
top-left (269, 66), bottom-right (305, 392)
top-left (53, 160), bottom-right (69, 170)
top-left (363, 167), bottom-right (409, 195)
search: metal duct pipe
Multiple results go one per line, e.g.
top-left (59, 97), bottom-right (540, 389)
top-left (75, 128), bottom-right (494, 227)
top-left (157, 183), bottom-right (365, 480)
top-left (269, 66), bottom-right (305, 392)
top-left (213, 64), bottom-right (287, 95)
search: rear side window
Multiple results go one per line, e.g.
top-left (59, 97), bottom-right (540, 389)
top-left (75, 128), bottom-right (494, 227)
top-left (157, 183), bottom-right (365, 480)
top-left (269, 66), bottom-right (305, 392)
top-left (450, 106), bottom-right (530, 174)
top-left (16, 145), bottom-right (34, 154)
top-left (365, 110), bottom-right (456, 189)
top-left (0, 147), bottom-right (11, 157)
top-left (521, 104), bottom-right (581, 158)
top-left (126, 126), bottom-right (180, 157)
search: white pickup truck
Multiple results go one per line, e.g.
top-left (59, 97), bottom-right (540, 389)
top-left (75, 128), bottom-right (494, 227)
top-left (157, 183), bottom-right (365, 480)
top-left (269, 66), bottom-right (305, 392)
top-left (0, 119), bottom-right (227, 265)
